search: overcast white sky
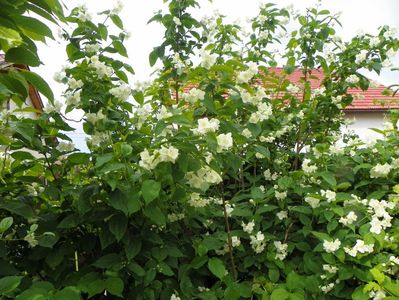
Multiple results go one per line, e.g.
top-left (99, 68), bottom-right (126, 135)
top-left (33, 0), bottom-right (399, 150)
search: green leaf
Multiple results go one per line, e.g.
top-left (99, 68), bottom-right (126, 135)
top-left (105, 277), bottom-right (124, 297)
top-left (268, 267), bottom-right (279, 283)
top-left (52, 287), bottom-right (80, 300)
top-left (0, 27), bottom-right (22, 51)
top-left (0, 217), bottom-right (13, 234)
top-left (98, 24), bottom-right (108, 40)
top-left (352, 286), bottom-right (368, 300)
top-left (112, 40), bottom-right (128, 57)
top-left (144, 205), bottom-right (166, 226)
top-left (208, 258), bottom-right (226, 279)
top-left (109, 214), bottom-right (127, 241)
top-left (149, 49), bottom-right (158, 67)
top-left (6, 47), bottom-right (41, 67)
top-left (0, 276), bottom-right (23, 295)
top-left (110, 15), bottom-right (124, 29)
top-left (158, 261), bottom-right (174, 276)
top-left (14, 16), bottom-right (54, 40)
top-left (370, 268), bottom-right (385, 284)
top-left (141, 180), bottom-right (161, 205)
top-left (0, 201), bottom-right (34, 220)
top-left (319, 171), bottom-right (337, 187)
top-left (270, 288), bottom-right (289, 300)
top-left (20, 70), bottom-right (54, 102)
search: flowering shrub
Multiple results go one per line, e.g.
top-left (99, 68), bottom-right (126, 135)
top-left (1, 0), bottom-right (399, 299)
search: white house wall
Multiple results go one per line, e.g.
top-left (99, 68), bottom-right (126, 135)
top-left (343, 111), bottom-right (386, 141)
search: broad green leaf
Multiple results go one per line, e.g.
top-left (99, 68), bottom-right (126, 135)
top-left (109, 214), bottom-right (127, 241)
top-left (319, 171), bottom-right (337, 187)
top-left (270, 288), bottom-right (289, 300)
top-left (208, 258), bottom-right (226, 279)
top-left (6, 47), bottom-right (41, 67)
top-left (14, 16), bottom-right (54, 40)
top-left (51, 287), bottom-right (80, 300)
top-left (0, 27), bottom-right (22, 51)
top-left (111, 15), bottom-right (124, 29)
top-left (105, 277), bottom-right (124, 297)
top-left (0, 217), bottom-right (13, 234)
top-left (112, 40), bottom-right (128, 57)
top-left (141, 180), bottom-right (161, 204)
top-left (0, 276), bottom-right (23, 295)
top-left (20, 70), bottom-right (54, 102)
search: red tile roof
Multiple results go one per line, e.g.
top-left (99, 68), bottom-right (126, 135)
top-left (268, 67), bottom-right (399, 111)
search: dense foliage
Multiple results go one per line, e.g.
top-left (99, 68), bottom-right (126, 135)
top-left (1, 1), bottom-right (399, 299)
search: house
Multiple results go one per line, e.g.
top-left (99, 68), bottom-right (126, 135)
top-left (0, 54), bottom-right (44, 118)
top-left (268, 68), bottom-right (399, 140)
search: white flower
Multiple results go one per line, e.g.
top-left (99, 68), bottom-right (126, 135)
top-left (242, 128), bottom-right (252, 138)
top-left (323, 264), bottom-right (338, 274)
top-left (85, 43), bottom-right (101, 53)
top-left (53, 71), bottom-right (66, 83)
top-left (109, 83), bottom-right (131, 101)
top-left (369, 290), bottom-right (386, 300)
top-left (89, 55), bottom-right (113, 78)
top-left (200, 50), bottom-right (217, 69)
top-left (370, 163), bottom-right (392, 178)
top-left (231, 236), bottom-right (241, 247)
top-left (343, 239), bottom-right (374, 257)
top-left (320, 283), bottom-right (334, 294)
top-left (275, 191), bottom-right (287, 200)
top-left (139, 149), bottom-right (159, 170)
top-left (305, 196), bottom-right (320, 208)
top-left (159, 145), bottom-right (179, 163)
top-left (156, 106), bottom-right (173, 120)
top-left (186, 166), bottom-right (223, 191)
top-left (76, 7), bottom-right (92, 22)
top-left (323, 239), bottom-right (341, 253)
top-left (346, 74), bottom-right (359, 85)
top-left (183, 88), bottom-right (205, 103)
top-left (389, 256), bottom-right (399, 265)
top-left (302, 158), bottom-right (317, 174)
top-left (216, 133), bottom-right (233, 152)
top-left (355, 49), bottom-right (368, 64)
top-left (339, 211), bottom-right (357, 226)
top-left (383, 27), bottom-right (397, 39)
top-left (250, 231), bottom-right (266, 253)
top-left (241, 220), bottom-right (255, 234)
top-left (170, 294), bottom-right (181, 300)
top-left (86, 110), bottom-right (106, 124)
top-left (276, 210), bottom-right (288, 220)
top-left (173, 17), bottom-right (182, 26)
top-left (188, 193), bottom-right (210, 208)
top-left (68, 78), bottom-right (83, 90)
top-left (44, 101), bottom-right (63, 114)
top-left (274, 241), bottom-right (288, 260)
top-left (286, 84), bottom-right (301, 94)
top-left (369, 36), bottom-right (380, 47)
top-left (193, 118), bottom-right (220, 135)
top-left (66, 91), bottom-right (82, 106)
top-left (321, 190), bottom-right (336, 203)
top-left (110, 0), bottom-right (124, 15)
top-left (56, 141), bottom-right (75, 152)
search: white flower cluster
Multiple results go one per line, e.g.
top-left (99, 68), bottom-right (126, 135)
top-left (89, 55), bottom-right (113, 78)
top-left (286, 83), bottom-right (301, 94)
top-left (370, 163), bottom-right (392, 178)
top-left (302, 158), bottom-right (317, 174)
top-left (216, 133), bottom-right (233, 152)
top-left (188, 193), bottom-right (211, 208)
top-left (139, 145), bottom-right (179, 170)
top-left (200, 50), bottom-right (217, 69)
top-left (170, 294), bottom-right (181, 300)
top-left (183, 88), bottom-right (205, 104)
top-left (110, 0), bottom-right (124, 15)
top-left (26, 182), bottom-right (45, 197)
top-left (66, 91), bottom-right (81, 106)
top-left (321, 190), bottom-right (336, 203)
top-left (75, 5), bottom-right (92, 22)
top-left (192, 117), bottom-right (220, 135)
top-left (242, 128), bottom-right (252, 138)
top-left (305, 196), bottom-right (320, 208)
top-left (44, 101), bottom-right (63, 114)
top-left (339, 211), bottom-right (357, 226)
top-left (276, 210), bottom-right (288, 220)
top-left (345, 74), bottom-right (359, 85)
top-left (68, 78), bottom-right (84, 90)
top-left (231, 236), bottom-right (241, 248)
top-left (250, 231), bottom-right (266, 253)
top-left (323, 239), bottom-right (341, 253)
top-left (320, 283), bottom-right (335, 294)
top-left (173, 17), bottom-right (182, 26)
top-left (134, 104), bottom-right (152, 128)
top-left (87, 131), bottom-right (109, 147)
top-left (167, 212), bottom-right (185, 222)
top-left (236, 62), bottom-right (258, 84)
top-left (185, 166), bottom-right (223, 191)
top-left (56, 141), bottom-right (75, 152)
top-left (275, 191), bottom-right (287, 201)
top-left (264, 169), bottom-right (278, 181)
top-left (274, 241), bottom-right (288, 260)
top-left (344, 239), bottom-right (374, 257)
top-left (323, 264), bottom-right (338, 274)
top-left (240, 87), bottom-right (266, 106)
top-left (355, 49), bottom-right (368, 64)
top-left (86, 110), bottom-right (106, 124)
top-left (368, 198), bottom-right (395, 234)
top-left (241, 220), bottom-right (255, 234)
top-left (383, 26), bottom-right (397, 39)
top-left (249, 102), bottom-right (273, 124)
top-left (369, 36), bottom-right (380, 48)
top-left (156, 106), bottom-right (173, 120)
top-left (85, 43), bottom-right (101, 53)
top-left (369, 290), bottom-right (386, 300)
top-left (110, 83), bottom-right (131, 101)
